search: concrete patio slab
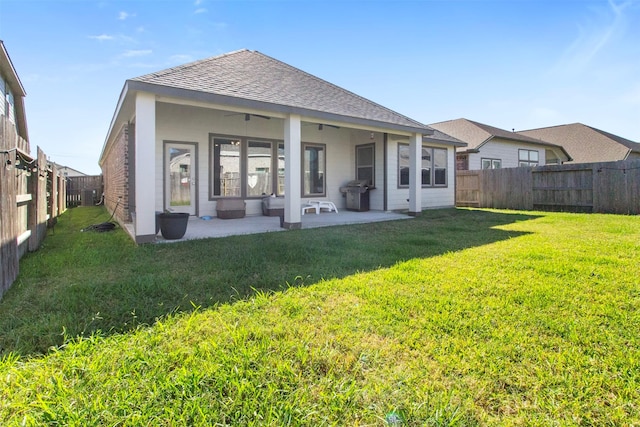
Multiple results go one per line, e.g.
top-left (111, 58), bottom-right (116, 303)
top-left (125, 210), bottom-right (413, 243)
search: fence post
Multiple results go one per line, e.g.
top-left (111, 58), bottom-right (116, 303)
top-left (29, 147), bottom-right (49, 251)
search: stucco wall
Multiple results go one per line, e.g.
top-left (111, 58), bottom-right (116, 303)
top-left (100, 123), bottom-right (130, 222)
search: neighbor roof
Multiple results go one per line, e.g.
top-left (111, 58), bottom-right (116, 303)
top-left (519, 123), bottom-right (640, 163)
top-left (430, 118), bottom-right (563, 151)
top-left (423, 128), bottom-right (466, 147)
top-left (127, 49), bottom-right (432, 134)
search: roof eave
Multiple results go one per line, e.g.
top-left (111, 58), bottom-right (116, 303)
top-left (0, 41), bottom-right (26, 97)
top-left (423, 136), bottom-right (467, 147)
top-left (126, 80), bottom-right (433, 136)
top-left (99, 81), bottom-right (131, 167)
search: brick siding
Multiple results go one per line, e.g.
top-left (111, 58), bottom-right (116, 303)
top-left (100, 123), bottom-right (130, 222)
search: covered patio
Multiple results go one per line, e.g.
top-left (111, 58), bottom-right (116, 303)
top-left (139, 210), bottom-right (413, 242)
top-left (101, 49), bottom-right (463, 244)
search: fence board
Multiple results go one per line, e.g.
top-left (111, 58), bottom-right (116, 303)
top-left (455, 171), bottom-right (480, 207)
top-left (1, 116), bottom-right (64, 300)
top-left (456, 159), bottom-right (640, 214)
top-left (29, 147), bottom-right (48, 251)
top-left (1, 118), bottom-right (20, 299)
top-left (67, 175), bottom-right (103, 207)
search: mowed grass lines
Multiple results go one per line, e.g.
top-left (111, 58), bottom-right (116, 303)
top-left (1, 207), bottom-right (639, 425)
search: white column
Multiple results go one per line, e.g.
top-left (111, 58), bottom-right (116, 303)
top-left (408, 132), bottom-right (422, 216)
top-left (134, 92), bottom-right (157, 242)
top-left (284, 114), bottom-right (302, 229)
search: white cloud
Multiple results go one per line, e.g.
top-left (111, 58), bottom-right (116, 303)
top-left (122, 49), bottom-right (152, 58)
top-left (89, 34), bottom-right (114, 41)
top-left (194, 8), bottom-right (207, 14)
top-left (118, 11), bottom-right (135, 20)
top-left (194, 0), bottom-right (203, 5)
top-left (553, 0), bottom-right (634, 75)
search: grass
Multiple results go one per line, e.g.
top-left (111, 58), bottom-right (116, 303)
top-left (1, 206), bottom-right (639, 425)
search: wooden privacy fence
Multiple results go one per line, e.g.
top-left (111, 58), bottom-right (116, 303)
top-left (456, 159), bottom-right (640, 214)
top-left (67, 175), bottom-right (103, 207)
top-left (1, 116), bottom-right (66, 300)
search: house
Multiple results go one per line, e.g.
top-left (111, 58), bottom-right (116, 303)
top-left (99, 49), bottom-right (465, 243)
top-left (430, 118), bottom-right (571, 170)
top-left (53, 163), bottom-right (89, 178)
top-left (518, 123), bottom-right (640, 164)
top-left (1, 40), bottom-right (29, 145)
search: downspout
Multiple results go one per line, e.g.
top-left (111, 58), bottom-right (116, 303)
top-left (383, 132), bottom-right (388, 211)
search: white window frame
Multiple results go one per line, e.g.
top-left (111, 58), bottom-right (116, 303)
top-left (518, 149), bottom-right (539, 167)
top-left (481, 158), bottom-right (502, 169)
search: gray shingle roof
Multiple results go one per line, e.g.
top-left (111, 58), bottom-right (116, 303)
top-left (519, 123), bottom-right (640, 163)
top-left (130, 49), bottom-right (430, 132)
top-left (430, 118), bottom-right (555, 149)
top-left (423, 128), bottom-right (466, 146)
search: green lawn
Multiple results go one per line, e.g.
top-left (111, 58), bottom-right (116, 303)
top-left (1, 206), bottom-right (638, 425)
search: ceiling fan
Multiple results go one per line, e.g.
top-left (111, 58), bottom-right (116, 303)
top-left (225, 113), bottom-right (271, 121)
top-left (303, 123), bottom-right (340, 130)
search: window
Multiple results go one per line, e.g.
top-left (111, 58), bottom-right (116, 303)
top-left (481, 158), bottom-right (502, 169)
top-left (5, 86), bottom-right (15, 125)
top-left (0, 76), bottom-right (5, 118)
top-left (398, 145), bottom-right (410, 187)
top-left (356, 144), bottom-right (375, 187)
top-left (303, 143), bottom-right (325, 196)
top-left (398, 144), bottom-right (448, 187)
top-left (211, 137), bottom-right (241, 197)
top-left (519, 149), bottom-right (539, 167)
top-left (247, 140), bottom-right (272, 197)
top-left (421, 147), bottom-right (432, 185)
top-left (433, 148), bottom-right (447, 185)
top-left (277, 143), bottom-right (285, 195)
top-left (456, 154), bottom-right (469, 171)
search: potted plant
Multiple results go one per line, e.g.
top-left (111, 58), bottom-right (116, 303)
top-left (158, 210), bottom-right (189, 240)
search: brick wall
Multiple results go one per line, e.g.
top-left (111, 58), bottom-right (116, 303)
top-left (100, 123), bottom-right (130, 222)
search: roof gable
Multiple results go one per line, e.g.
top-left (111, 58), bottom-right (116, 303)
top-left (430, 118), bottom-right (553, 149)
top-left (130, 49), bottom-right (429, 132)
top-left (519, 123), bottom-right (640, 163)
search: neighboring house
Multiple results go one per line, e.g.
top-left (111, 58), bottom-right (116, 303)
top-left (0, 40), bottom-right (29, 145)
top-left (430, 118), bottom-right (571, 170)
top-left (519, 123), bottom-right (640, 164)
top-left (99, 49), bottom-right (465, 243)
top-left (53, 163), bottom-right (89, 178)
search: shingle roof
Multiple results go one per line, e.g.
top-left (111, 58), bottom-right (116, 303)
top-left (429, 118), bottom-right (553, 150)
top-left (423, 128), bottom-right (466, 146)
top-left (519, 123), bottom-right (640, 163)
top-left (130, 49), bottom-right (430, 132)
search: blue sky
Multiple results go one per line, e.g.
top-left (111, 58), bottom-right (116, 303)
top-left (1, 0), bottom-right (639, 175)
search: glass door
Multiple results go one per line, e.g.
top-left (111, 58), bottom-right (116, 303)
top-left (165, 142), bottom-right (196, 215)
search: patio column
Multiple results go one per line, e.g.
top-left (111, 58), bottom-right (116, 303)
top-left (283, 114), bottom-right (302, 229)
top-left (134, 92), bottom-right (157, 243)
top-left (408, 132), bottom-right (422, 216)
